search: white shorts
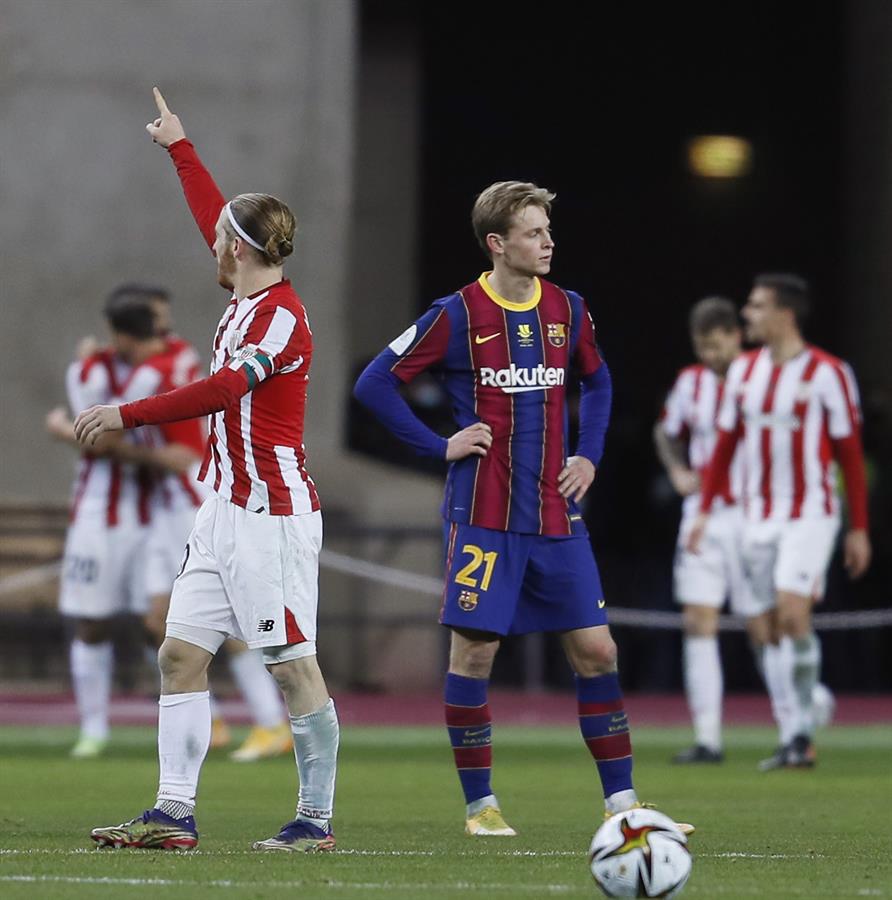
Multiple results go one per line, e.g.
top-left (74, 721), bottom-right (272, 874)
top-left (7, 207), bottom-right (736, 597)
top-left (742, 517), bottom-right (840, 605)
top-left (146, 507), bottom-right (197, 597)
top-left (58, 514), bottom-right (151, 619)
top-left (674, 505), bottom-right (766, 617)
top-left (167, 494), bottom-right (322, 658)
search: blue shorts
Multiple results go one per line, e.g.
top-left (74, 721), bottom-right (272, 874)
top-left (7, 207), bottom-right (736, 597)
top-left (440, 521), bottom-right (607, 636)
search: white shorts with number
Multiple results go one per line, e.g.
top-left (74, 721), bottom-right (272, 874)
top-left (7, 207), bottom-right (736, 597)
top-left (674, 504), bottom-right (767, 617)
top-left (146, 507), bottom-right (197, 598)
top-left (58, 513), bottom-right (151, 619)
top-left (167, 494), bottom-right (322, 660)
top-left (742, 516), bottom-right (840, 605)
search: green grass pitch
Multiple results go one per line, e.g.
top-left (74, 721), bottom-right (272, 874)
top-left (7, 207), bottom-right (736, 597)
top-left (1, 723), bottom-right (889, 899)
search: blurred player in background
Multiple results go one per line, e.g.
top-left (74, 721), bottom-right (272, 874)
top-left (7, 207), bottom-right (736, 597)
top-left (140, 287), bottom-right (294, 762)
top-left (689, 274), bottom-right (871, 769)
top-left (75, 89), bottom-right (338, 853)
top-left (47, 289), bottom-right (192, 758)
top-left (655, 297), bottom-right (753, 762)
top-left (355, 181), bottom-right (693, 837)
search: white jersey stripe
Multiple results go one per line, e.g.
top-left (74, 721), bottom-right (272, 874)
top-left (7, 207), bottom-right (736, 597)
top-left (239, 390), bottom-right (268, 512)
top-left (274, 445), bottom-right (314, 515)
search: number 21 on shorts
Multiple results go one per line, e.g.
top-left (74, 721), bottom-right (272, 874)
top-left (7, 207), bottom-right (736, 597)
top-left (454, 544), bottom-right (498, 591)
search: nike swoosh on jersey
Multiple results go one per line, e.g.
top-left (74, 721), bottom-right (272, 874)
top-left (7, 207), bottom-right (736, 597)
top-left (475, 332), bottom-right (502, 344)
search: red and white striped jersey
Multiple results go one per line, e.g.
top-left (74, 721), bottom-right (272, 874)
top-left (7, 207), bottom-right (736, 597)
top-left (198, 281), bottom-right (320, 516)
top-left (660, 364), bottom-right (743, 518)
top-left (65, 351), bottom-right (153, 527)
top-left (717, 346), bottom-right (862, 521)
top-left (119, 341), bottom-right (210, 515)
top-left (119, 139), bottom-right (320, 517)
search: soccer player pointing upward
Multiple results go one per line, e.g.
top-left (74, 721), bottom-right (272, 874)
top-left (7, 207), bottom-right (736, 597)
top-left (354, 183), bottom-right (693, 837)
top-left (76, 89), bottom-right (339, 853)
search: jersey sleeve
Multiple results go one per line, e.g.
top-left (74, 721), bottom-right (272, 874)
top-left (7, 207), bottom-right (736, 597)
top-left (167, 139), bottom-right (226, 250)
top-left (224, 302), bottom-right (309, 390)
top-left (65, 358), bottom-right (110, 416)
top-left (350, 302), bottom-right (453, 459)
top-left (119, 302), bottom-right (308, 429)
top-left (660, 370), bottom-right (692, 439)
top-left (569, 294), bottom-right (603, 377)
top-left (385, 302), bottom-right (452, 383)
top-left (820, 360), bottom-right (862, 439)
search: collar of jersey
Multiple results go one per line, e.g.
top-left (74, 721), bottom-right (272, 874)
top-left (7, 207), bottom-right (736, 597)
top-left (233, 278), bottom-right (288, 304)
top-left (478, 272), bottom-right (541, 311)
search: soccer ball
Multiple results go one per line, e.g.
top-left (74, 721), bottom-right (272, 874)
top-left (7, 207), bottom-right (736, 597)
top-left (588, 808), bottom-right (692, 898)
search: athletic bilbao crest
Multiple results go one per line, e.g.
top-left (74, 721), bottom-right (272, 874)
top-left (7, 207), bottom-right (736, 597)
top-left (547, 323), bottom-right (567, 347)
top-left (227, 328), bottom-right (243, 356)
top-left (516, 323), bottom-right (535, 348)
top-left (458, 590), bottom-right (479, 611)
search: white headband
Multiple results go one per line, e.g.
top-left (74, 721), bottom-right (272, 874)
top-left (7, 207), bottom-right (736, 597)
top-left (225, 201), bottom-right (266, 252)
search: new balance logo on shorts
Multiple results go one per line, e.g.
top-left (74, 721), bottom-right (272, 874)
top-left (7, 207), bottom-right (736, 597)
top-left (257, 619), bottom-right (275, 632)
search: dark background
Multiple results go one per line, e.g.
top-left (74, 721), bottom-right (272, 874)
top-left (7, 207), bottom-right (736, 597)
top-left (357, 1), bottom-right (891, 692)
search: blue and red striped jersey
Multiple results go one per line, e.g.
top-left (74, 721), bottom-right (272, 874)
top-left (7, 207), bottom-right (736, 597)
top-left (362, 273), bottom-right (606, 536)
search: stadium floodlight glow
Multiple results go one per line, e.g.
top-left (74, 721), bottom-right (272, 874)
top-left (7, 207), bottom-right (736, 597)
top-left (687, 135), bottom-right (752, 178)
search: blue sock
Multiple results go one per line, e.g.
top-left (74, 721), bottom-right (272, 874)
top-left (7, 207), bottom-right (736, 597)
top-left (444, 673), bottom-right (492, 804)
top-left (576, 672), bottom-right (634, 797)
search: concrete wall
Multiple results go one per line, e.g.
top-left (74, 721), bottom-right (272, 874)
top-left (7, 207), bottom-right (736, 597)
top-left (0, 0), bottom-right (357, 501)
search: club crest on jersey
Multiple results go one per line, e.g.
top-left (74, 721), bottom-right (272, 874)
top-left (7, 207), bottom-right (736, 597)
top-left (546, 323), bottom-right (567, 347)
top-left (516, 323), bottom-right (535, 347)
top-left (458, 590), bottom-right (479, 611)
top-left (227, 329), bottom-right (243, 357)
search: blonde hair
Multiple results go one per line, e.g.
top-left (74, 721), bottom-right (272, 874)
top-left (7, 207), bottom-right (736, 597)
top-left (471, 181), bottom-right (555, 258)
top-left (225, 193), bottom-right (297, 266)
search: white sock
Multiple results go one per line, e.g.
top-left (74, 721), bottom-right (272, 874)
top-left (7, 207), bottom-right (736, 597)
top-left (229, 649), bottom-right (285, 728)
top-left (156, 691), bottom-right (211, 809)
top-left (683, 635), bottom-right (723, 751)
top-left (791, 633), bottom-right (821, 738)
top-left (70, 639), bottom-right (113, 741)
top-left (763, 641), bottom-right (797, 745)
top-left (290, 698), bottom-right (339, 827)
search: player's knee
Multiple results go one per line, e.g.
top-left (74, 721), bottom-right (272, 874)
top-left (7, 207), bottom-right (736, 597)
top-left (158, 637), bottom-right (207, 684)
top-left (570, 637), bottom-right (617, 677)
top-left (75, 618), bottom-right (111, 644)
top-left (449, 642), bottom-right (498, 678)
top-left (682, 605), bottom-right (718, 637)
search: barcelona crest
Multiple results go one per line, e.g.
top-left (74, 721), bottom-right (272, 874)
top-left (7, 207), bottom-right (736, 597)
top-left (547, 323), bottom-right (567, 347)
top-left (458, 590), bottom-right (479, 611)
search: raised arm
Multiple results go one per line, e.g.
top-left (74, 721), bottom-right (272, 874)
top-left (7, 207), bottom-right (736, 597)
top-left (146, 87), bottom-right (225, 249)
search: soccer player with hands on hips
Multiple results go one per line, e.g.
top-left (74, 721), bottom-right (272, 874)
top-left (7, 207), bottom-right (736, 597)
top-left (687, 274), bottom-right (870, 770)
top-left (354, 182), bottom-right (693, 837)
top-left (76, 88), bottom-right (339, 853)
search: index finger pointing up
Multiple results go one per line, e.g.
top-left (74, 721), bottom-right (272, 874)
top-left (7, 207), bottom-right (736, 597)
top-left (153, 86), bottom-right (171, 116)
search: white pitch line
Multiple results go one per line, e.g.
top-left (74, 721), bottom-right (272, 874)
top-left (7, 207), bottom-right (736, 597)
top-left (0, 848), bottom-right (830, 860)
top-left (0, 875), bottom-right (573, 892)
